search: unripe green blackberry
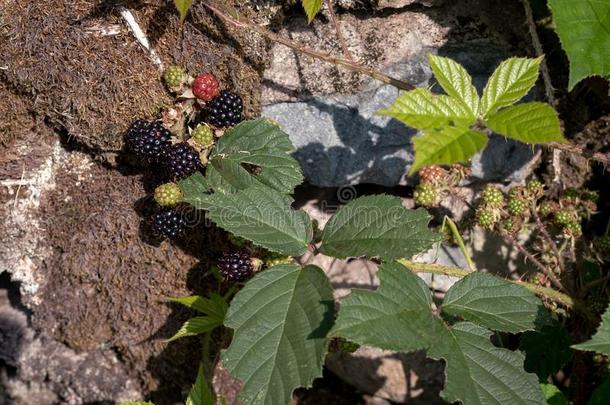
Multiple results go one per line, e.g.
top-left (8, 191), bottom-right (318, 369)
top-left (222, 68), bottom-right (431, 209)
top-left (154, 183), bottom-right (183, 207)
top-left (599, 235), bottom-right (610, 252)
top-left (563, 220), bottom-right (582, 237)
top-left (163, 66), bottom-right (185, 88)
top-left (564, 188), bottom-right (579, 200)
top-left (481, 186), bottom-right (504, 208)
top-left (414, 183), bottom-right (439, 207)
top-left (191, 124), bottom-right (214, 148)
top-left (507, 197), bottom-right (526, 216)
top-left (527, 179), bottom-right (544, 197)
top-left (502, 217), bottom-right (522, 233)
top-left (582, 190), bottom-right (599, 203)
top-left (555, 210), bottom-right (573, 226)
top-left (264, 252), bottom-right (292, 267)
top-left (476, 208), bottom-right (496, 229)
top-left (538, 201), bottom-right (552, 217)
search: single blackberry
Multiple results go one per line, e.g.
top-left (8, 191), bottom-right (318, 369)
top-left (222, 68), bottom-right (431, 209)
top-left (163, 66), bottom-right (185, 88)
top-left (527, 180), bottom-right (544, 197)
top-left (192, 73), bottom-right (220, 101)
top-left (563, 220), bottom-right (582, 237)
top-left (124, 120), bottom-right (171, 162)
top-left (154, 183), bottom-right (183, 207)
top-left (414, 183), bottom-right (439, 207)
top-left (206, 90), bottom-right (243, 128)
top-left (151, 208), bottom-right (187, 239)
top-left (564, 188), bottom-right (580, 200)
top-left (507, 197), bottom-right (526, 216)
top-left (418, 165), bottom-right (447, 186)
top-left (218, 252), bottom-right (253, 282)
top-left (538, 201), bottom-right (552, 217)
top-left (163, 142), bottom-right (201, 180)
top-left (555, 210), bottom-right (573, 226)
top-left (191, 124), bottom-right (214, 148)
top-left (476, 208), bottom-right (496, 229)
top-left (582, 190), bottom-right (599, 203)
top-left (481, 186), bottom-right (504, 208)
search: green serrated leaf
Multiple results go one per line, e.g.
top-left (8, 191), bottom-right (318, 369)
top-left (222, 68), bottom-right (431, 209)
top-left (540, 383), bottom-right (569, 405)
top-left (443, 272), bottom-right (546, 333)
top-left (302, 0), bottom-right (324, 23)
top-left (378, 88), bottom-right (476, 131)
top-left (487, 102), bottom-right (566, 144)
top-left (428, 54), bottom-right (480, 116)
top-left (429, 322), bottom-right (546, 405)
top-left (186, 364), bottom-right (214, 405)
top-left (572, 305), bottom-right (610, 355)
top-left (330, 261), bottom-right (441, 351)
top-left (222, 265), bottom-right (334, 405)
top-left (332, 262), bottom-right (545, 405)
top-left (171, 293), bottom-right (227, 321)
top-left (179, 173), bottom-right (211, 209)
top-left (320, 195), bottom-right (440, 260)
top-left (411, 126), bottom-right (488, 174)
top-left (203, 184), bottom-right (313, 256)
top-left (548, 0), bottom-right (610, 90)
top-left (481, 57), bottom-right (542, 117)
top-left (207, 119), bottom-right (303, 195)
top-left (168, 316), bottom-right (222, 342)
top-left (589, 376), bottom-right (610, 405)
top-left (521, 323), bottom-right (572, 380)
top-left (173, 0), bottom-right (193, 22)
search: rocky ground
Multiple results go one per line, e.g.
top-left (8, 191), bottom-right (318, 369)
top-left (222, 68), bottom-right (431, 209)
top-left (1, 0), bottom-right (609, 404)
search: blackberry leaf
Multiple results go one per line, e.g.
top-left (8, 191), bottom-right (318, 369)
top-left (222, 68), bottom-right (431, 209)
top-left (222, 264), bottom-right (334, 405)
top-left (487, 102), bottom-right (566, 144)
top-left (428, 53), bottom-right (480, 116)
top-left (572, 304), bottom-right (610, 355)
top-left (320, 195), bottom-right (440, 260)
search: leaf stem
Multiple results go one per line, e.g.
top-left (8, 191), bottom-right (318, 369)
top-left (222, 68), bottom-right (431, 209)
top-left (326, 0), bottom-right (353, 61)
top-left (443, 216), bottom-right (476, 271)
top-left (398, 259), bottom-right (575, 309)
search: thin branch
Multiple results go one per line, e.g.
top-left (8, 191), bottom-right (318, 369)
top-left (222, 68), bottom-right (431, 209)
top-left (531, 203), bottom-right (565, 274)
top-left (546, 142), bottom-right (610, 166)
top-left (202, 1), bottom-right (414, 91)
top-left (398, 259), bottom-right (575, 309)
top-left (326, 0), bottom-right (353, 61)
top-left (443, 216), bottom-right (476, 272)
top-left (502, 232), bottom-right (566, 292)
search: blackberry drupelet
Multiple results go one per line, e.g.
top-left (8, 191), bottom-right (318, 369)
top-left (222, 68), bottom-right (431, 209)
top-left (206, 90), bottom-right (243, 128)
top-left (152, 208), bottom-right (187, 239)
top-left (218, 252), bottom-right (253, 282)
top-left (124, 120), bottom-right (171, 163)
top-left (163, 142), bottom-right (201, 180)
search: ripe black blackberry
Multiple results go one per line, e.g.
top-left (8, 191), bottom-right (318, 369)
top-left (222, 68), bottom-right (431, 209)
top-left (163, 142), bottom-right (201, 180)
top-left (151, 208), bottom-right (187, 239)
top-left (124, 120), bottom-right (171, 163)
top-left (218, 252), bottom-right (253, 282)
top-left (206, 90), bottom-right (243, 128)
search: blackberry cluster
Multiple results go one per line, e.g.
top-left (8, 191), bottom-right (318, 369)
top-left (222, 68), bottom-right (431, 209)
top-left (124, 120), bottom-right (171, 162)
top-left (163, 142), bottom-right (201, 180)
top-left (218, 252), bottom-right (253, 282)
top-left (152, 208), bottom-right (187, 239)
top-left (206, 90), bottom-right (243, 128)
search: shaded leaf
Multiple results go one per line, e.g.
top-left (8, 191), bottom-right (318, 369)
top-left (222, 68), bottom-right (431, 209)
top-left (573, 305), bottom-right (610, 355)
top-left (168, 316), bottom-right (222, 342)
top-left (222, 265), bottom-right (334, 405)
top-left (548, 0), bottom-right (610, 90)
top-left (428, 53), bottom-right (480, 116)
top-left (443, 272), bottom-right (546, 333)
top-left (589, 376), bottom-right (610, 405)
top-left (487, 102), bottom-right (566, 144)
top-left (186, 364), bottom-right (215, 405)
top-left (540, 383), bottom-right (569, 405)
top-left (171, 293), bottom-right (228, 321)
top-left (411, 126), bottom-right (488, 174)
top-left (201, 184), bottom-right (313, 256)
top-left (378, 88), bottom-right (475, 131)
top-left (179, 172), bottom-right (211, 209)
top-left (481, 57), bottom-right (542, 117)
top-left (320, 195), bottom-right (440, 260)
top-left (302, 0), bottom-right (324, 23)
top-left (521, 323), bottom-right (572, 379)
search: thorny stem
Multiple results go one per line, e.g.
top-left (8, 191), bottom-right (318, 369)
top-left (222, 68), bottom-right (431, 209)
top-left (443, 216), bottom-right (476, 272)
top-left (398, 259), bottom-right (576, 309)
top-left (326, 0), bottom-right (353, 61)
top-left (502, 232), bottom-right (567, 292)
top-left (531, 203), bottom-right (565, 274)
top-left (202, 1), bottom-right (414, 91)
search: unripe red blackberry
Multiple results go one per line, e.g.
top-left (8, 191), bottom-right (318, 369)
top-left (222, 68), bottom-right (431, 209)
top-left (481, 186), bottom-right (504, 208)
top-left (151, 208), bottom-right (187, 239)
top-left (124, 120), bottom-right (171, 163)
top-left (191, 124), bottom-right (214, 148)
top-left (507, 197), bottom-right (526, 216)
top-left (163, 142), bottom-right (201, 180)
top-left (218, 252), bottom-right (254, 282)
top-left (206, 90), bottom-right (243, 128)
top-left (414, 183), bottom-right (439, 207)
top-left (192, 73), bottom-right (220, 101)
top-left (476, 208), bottom-right (496, 229)
top-left (154, 183), bottom-right (183, 207)
top-left (418, 165), bottom-right (448, 186)
top-left (163, 66), bottom-right (186, 88)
